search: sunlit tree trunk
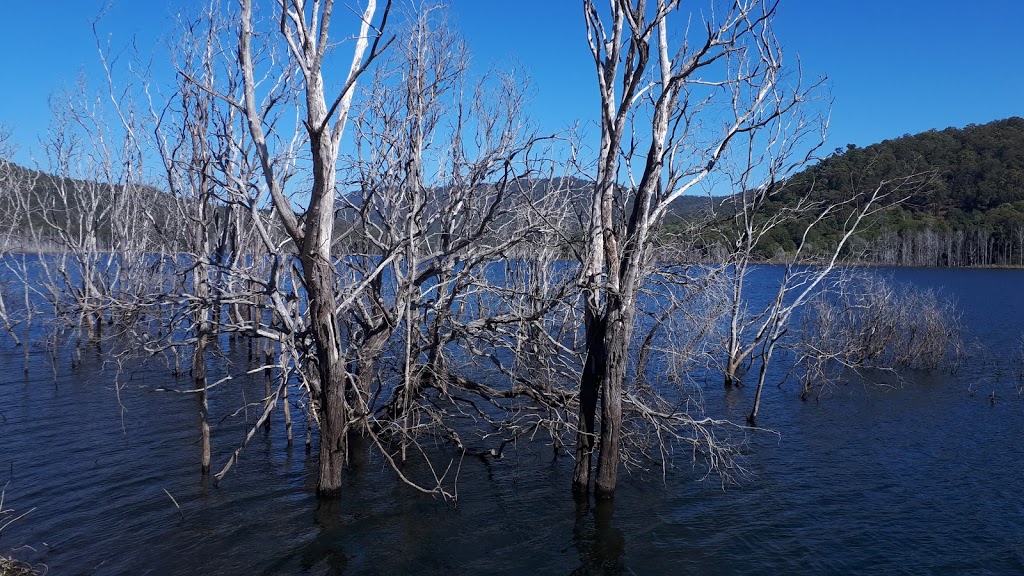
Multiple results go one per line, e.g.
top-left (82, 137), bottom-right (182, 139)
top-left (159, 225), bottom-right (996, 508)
top-left (237, 0), bottom-right (390, 496)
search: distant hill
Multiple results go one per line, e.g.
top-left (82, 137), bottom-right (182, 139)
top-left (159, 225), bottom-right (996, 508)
top-left (8, 118), bottom-right (1024, 266)
top-left (748, 117), bottom-right (1024, 266)
top-left (0, 161), bottom-right (178, 252)
top-left (0, 162), bottom-right (109, 248)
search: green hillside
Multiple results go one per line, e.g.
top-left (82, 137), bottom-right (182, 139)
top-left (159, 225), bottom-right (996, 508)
top-left (751, 117), bottom-right (1024, 266)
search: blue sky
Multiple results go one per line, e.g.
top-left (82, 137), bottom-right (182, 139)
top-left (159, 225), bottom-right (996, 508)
top-left (1, 1), bottom-right (1022, 166)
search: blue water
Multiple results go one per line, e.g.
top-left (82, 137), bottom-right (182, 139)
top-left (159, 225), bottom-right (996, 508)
top-left (1, 267), bottom-right (1023, 574)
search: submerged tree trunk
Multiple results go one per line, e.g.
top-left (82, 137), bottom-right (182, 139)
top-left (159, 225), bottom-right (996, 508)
top-left (193, 253), bottom-right (212, 475)
top-left (748, 340), bottom-right (775, 426)
top-left (724, 268), bottom-right (746, 388)
top-left (195, 331), bottom-right (212, 474)
top-left (263, 346), bottom-right (274, 432)
top-left (573, 303), bottom-right (604, 495)
top-left (594, 296), bottom-right (629, 499)
top-left (303, 252), bottom-right (349, 497)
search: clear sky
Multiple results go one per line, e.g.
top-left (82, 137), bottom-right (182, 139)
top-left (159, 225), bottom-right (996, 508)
top-left (1, 1), bottom-right (1021, 166)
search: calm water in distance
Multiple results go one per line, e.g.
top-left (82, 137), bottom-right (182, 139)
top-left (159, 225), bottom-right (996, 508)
top-left (1, 267), bottom-right (1023, 574)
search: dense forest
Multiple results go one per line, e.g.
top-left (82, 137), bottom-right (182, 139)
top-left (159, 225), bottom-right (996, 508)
top-left (741, 117), bottom-right (1024, 266)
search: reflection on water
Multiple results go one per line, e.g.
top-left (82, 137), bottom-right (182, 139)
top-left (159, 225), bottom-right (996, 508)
top-left (1, 267), bottom-right (1023, 574)
top-left (304, 500), bottom-right (350, 575)
top-left (571, 498), bottom-right (625, 576)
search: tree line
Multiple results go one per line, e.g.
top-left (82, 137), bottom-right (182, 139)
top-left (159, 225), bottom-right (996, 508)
top-left (713, 117), bottom-right (1024, 266)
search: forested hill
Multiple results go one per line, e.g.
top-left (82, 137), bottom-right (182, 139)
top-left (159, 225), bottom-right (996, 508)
top-left (786, 117), bottom-right (1024, 266)
top-left (5, 118), bottom-right (1024, 266)
top-left (0, 162), bottom-right (177, 252)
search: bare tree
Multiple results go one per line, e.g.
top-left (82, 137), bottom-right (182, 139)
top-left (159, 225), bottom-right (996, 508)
top-left (148, 7), bottom-right (230, 474)
top-left (574, 0), bottom-right (814, 498)
top-left (335, 4), bottom-right (580, 488)
top-left (0, 126), bottom-right (30, 347)
top-left (228, 0), bottom-right (394, 495)
top-left (143, 0), bottom-right (575, 498)
top-left (716, 147), bottom-right (909, 389)
top-left (135, 0), bottom-right (328, 484)
top-left (711, 138), bottom-right (933, 422)
top-left (743, 176), bottom-right (927, 425)
top-left (0, 66), bottom-right (161, 368)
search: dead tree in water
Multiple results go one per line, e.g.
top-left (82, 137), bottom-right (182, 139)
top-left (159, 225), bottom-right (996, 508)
top-left (0, 127), bottom-right (26, 347)
top-left (233, 0), bottom-right (393, 496)
top-left (336, 6), bottom-right (579, 482)
top-left (149, 11), bottom-right (227, 474)
top-left (3, 71), bottom-right (160, 360)
top-left (128, 2), bottom-right (577, 497)
top-left (573, 0), bottom-right (819, 498)
top-left (712, 159), bottom-right (933, 424)
top-left (716, 149), bottom-right (933, 396)
top-left (794, 272), bottom-right (964, 400)
top-left (130, 0), bottom-right (388, 493)
top-left (141, 4), bottom-right (318, 480)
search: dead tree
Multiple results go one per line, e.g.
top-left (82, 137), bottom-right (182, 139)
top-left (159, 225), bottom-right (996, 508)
top-left (716, 146), bottom-right (933, 393)
top-left (574, 0), bottom-right (810, 498)
top-left (0, 127), bottom-right (30, 347)
top-left (233, 0), bottom-right (393, 496)
top-left (339, 5), bottom-right (578, 485)
top-left (708, 131), bottom-right (934, 422)
top-left (149, 9), bottom-right (228, 474)
top-left (794, 271), bottom-right (964, 400)
top-left (4, 70), bottom-right (160, 359)
top-left (142, 2), bottom-right (316, 483)
top-left (739, 175), bottom-right (931, 425)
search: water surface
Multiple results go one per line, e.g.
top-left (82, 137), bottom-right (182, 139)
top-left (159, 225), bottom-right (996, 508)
top-left (1, 267), bottom-right (1023, 574)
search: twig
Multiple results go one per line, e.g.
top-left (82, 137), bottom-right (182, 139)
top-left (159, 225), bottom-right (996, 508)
top-left (162, 488), bottom-right (185, 520)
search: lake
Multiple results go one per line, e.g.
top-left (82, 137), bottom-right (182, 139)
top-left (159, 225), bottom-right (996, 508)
top-left (1, 267), bottom-right (1023, 574)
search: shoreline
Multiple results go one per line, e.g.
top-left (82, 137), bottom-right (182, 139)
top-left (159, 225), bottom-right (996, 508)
top-left (3, 249), bottom-right (1023, 271)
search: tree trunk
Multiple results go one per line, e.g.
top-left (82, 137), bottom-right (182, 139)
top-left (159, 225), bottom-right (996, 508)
top-left (594, 296), bottom-right (629, 499)
top-left (195, 331), bottom-right (211, 474)
top-left (748, 340), bottom-right (776, 426)
top-left (304, 253), bottom-right (348, 497)
top-left (193, 217), bottom-right (212, 474)
top-left (352, 333), bottom-right (387, 434)
top-left (573, 303), bottom-right (604, 495)
top-left (263, 347), bottom-right (274, 431)
top-left (282, 373), bottom-right (293, 447)
top-left (194, 268), bottom-right (211, 475)
top-left (723, 354), bottom-right (742, 389)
